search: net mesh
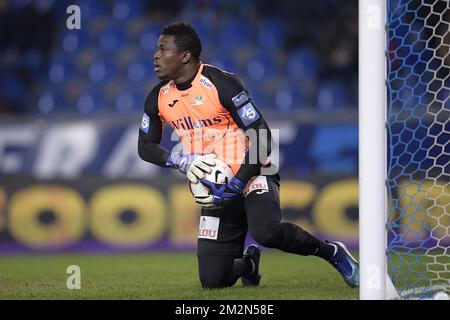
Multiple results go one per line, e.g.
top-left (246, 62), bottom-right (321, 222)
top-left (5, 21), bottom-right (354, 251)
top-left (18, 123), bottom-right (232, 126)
top-left (386, 0), bottom-right (450, 299)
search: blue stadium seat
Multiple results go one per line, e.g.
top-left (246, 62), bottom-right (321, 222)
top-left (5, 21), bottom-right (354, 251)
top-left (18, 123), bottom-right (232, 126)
top-left (316, 80), bottom-right (348, 110)
top-left (246, 53), bottom-right (277, 80)
top-left (139, 24), bottom-right (162, 53)
top-left (115, 87), bottom-right (146, 113)
top-left (190, 18), bottom-right (215, 45)
top-left (72, 44), bottom-right (100, 74)
top-left (47, 55), bottom-right (76, 84)
top-left (112, 0), bottom-right (144, 22)
top-left (60, 30), bottom-right (90, 54)
top-left (20, 49), bottom-right (42, 76)
top-left (88, 58), bottom-right (116, 83)
top-left (257, 18), bottom-right (284, 50)
top-left (9, 0), bottom-right (31, 9)
top-left (208, 57), bottom-right (236, 73)
top-left (86, 16), bottom-right (111, 40)
top-left (37, 88), bottom-right (68, 115)
top-left (219, 17), bottom-right (252, 53)
top-left (243, 77), bottom-right (268, 109)
top-left (274, 83), bottom-right (305, 111)
top-left (76, 88), bottom-right (106, 115)
top-left (0, 72), bottom-right (28, 110)
top-left (287, 48), bottom-right (319, 81)
top-left (127, 61), bottom-right (147, 83)
top-left (76, 0), bottom-right (106, 19)
top-left (51, 0), bottom-right (74, 19)
top-left (127, 57), bottom-right (154, 83)
top-left (99, 24), bottom-right (126, 53)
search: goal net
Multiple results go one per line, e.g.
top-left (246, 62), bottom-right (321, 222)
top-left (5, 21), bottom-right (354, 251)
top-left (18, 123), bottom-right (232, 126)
top-left (386, 0), bottom-right (449, 299)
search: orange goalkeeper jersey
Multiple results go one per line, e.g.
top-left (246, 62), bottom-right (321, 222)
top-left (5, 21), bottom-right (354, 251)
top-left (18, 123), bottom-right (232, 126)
top-left (139, 63), bottom-right (272, 180)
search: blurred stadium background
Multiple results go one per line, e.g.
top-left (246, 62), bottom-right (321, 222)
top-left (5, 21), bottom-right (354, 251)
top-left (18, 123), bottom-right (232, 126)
top-left (0, 0), bottom-right (360, 256)
top-left (1, 0), bottom-right (448, 301)
top-left (0, 0), bottom-right (363, 300)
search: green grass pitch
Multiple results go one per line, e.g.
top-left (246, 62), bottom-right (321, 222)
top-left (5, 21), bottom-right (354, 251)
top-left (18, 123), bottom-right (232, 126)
top-left (0, 251), bottom-right (359, 300)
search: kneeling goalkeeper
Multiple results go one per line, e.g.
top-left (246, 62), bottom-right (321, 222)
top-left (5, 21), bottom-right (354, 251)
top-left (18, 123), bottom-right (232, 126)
top-left (138, 22), bottom-right (359, 289)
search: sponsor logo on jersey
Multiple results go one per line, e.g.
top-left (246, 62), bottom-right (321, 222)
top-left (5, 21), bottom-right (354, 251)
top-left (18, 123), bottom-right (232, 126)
top-left (198, 216), bottom-right (220, 240)
top-left (169, 116), bottom-right (222, 131)
top-left (161, 82), bottom-right (174, 95)
top-left (140, 113), bottom-right (150, 133)
top-left (192, 96), bottom-right (205, 106)
top-left (232, 91), bottom-right (249, 107)
top-left (238, 103), bottom-right (260, 126)
top-left (168, 99), bottom-right (179, 107)
top-left (244, 176), bottom-right (269, 197)
top-left (199, 76), bottom-right (213, 89)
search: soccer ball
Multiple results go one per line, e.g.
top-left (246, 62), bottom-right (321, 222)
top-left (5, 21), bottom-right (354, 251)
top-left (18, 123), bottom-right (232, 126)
top-left (433, 292), bottom-right (449, 300)
top-left (189, 158), bottom-right (234, 199)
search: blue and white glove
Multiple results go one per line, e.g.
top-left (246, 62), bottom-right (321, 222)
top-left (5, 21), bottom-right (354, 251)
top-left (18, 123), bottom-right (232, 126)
top-left (166, 153), bottom-right (216, 183)
top-left (195, 176), bottom-right (245, 208)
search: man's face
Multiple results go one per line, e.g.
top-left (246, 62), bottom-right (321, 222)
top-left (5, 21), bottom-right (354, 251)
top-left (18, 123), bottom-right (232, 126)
top-left (153, 35), bottom-right (184, 80)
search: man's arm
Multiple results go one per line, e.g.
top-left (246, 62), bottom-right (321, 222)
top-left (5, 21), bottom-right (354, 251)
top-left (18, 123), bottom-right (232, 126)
top-left (138, 82), bottom-right (217, 183)
top-left (194, 67), bottom-right (274, 207)
top-left (137, 84), bottom-right (172, 167)
top-left (206, 67), bottom-right (273, 184)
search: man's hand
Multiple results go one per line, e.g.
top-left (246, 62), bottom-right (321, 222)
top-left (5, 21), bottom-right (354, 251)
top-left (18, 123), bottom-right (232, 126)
top-left (167, 153), bottom-right (216, 183)
top-left (195, 176), bottom-right (245, 208)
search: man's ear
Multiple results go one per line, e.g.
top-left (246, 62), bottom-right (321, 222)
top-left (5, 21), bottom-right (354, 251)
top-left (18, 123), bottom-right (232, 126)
top-left (181, 51), bottom-right (191, 64)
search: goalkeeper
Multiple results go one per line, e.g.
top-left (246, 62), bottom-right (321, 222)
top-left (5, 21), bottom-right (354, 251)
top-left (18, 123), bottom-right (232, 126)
top-left (138, 22), bottom-right (359, 289)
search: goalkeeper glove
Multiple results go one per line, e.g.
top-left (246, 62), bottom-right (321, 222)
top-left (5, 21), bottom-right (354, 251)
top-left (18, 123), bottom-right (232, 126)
top-left (195, 176), bottom-right (245, 208)
top-left (166, 153), bottom-right (216, 183)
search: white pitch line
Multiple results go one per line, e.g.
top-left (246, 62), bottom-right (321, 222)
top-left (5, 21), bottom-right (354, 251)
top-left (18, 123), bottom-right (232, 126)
top-left (400, 284), bottom-right (450, 299)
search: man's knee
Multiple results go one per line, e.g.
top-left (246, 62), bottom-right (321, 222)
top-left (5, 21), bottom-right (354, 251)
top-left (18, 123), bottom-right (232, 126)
top-left (200, 276), bottom-right (233, 289)
top-left (198, 255), bottom-right (238, 289)
top-left (245, 199), bottom-right (282, 248)
top-left (199, 267), bottom-right (232, 289)
top-left (250, 226), bottom-right (279, 248)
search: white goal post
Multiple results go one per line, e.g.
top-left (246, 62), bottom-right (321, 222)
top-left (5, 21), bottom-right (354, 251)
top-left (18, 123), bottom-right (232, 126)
top-left (359, 0), bottom-right (389, 300)
top-left (359, 0), bottom-right (449, 300)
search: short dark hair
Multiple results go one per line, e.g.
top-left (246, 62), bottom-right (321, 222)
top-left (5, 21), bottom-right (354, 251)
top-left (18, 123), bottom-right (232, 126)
top-left (161, 22), bottom-right (202, 61)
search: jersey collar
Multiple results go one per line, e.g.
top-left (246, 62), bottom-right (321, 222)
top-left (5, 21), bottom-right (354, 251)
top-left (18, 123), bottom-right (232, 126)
top-left (174, 63), bottom-right (203, 91)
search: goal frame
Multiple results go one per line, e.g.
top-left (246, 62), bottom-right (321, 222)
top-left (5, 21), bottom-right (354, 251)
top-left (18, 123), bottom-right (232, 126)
top-left (359, 0), bottom-right (394, 300)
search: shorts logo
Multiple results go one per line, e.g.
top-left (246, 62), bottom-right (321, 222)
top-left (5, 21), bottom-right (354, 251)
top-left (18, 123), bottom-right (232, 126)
top-left (244, 176), bottom-right (269, 197)
top-left (238, 103), bottom-right (260, 126)
top-left (140, 113), bottom-right (150, 133)
top-left (198, 216), bottom-right (220, 240)
top-left (232, 91), bottom-right (249, 107)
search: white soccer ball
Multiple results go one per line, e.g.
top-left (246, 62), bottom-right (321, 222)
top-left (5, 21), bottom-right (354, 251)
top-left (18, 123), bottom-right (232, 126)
top-left (189, 158), bottom-right (234, 199)
top-left (433, 292), bottom-right (449, 300)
